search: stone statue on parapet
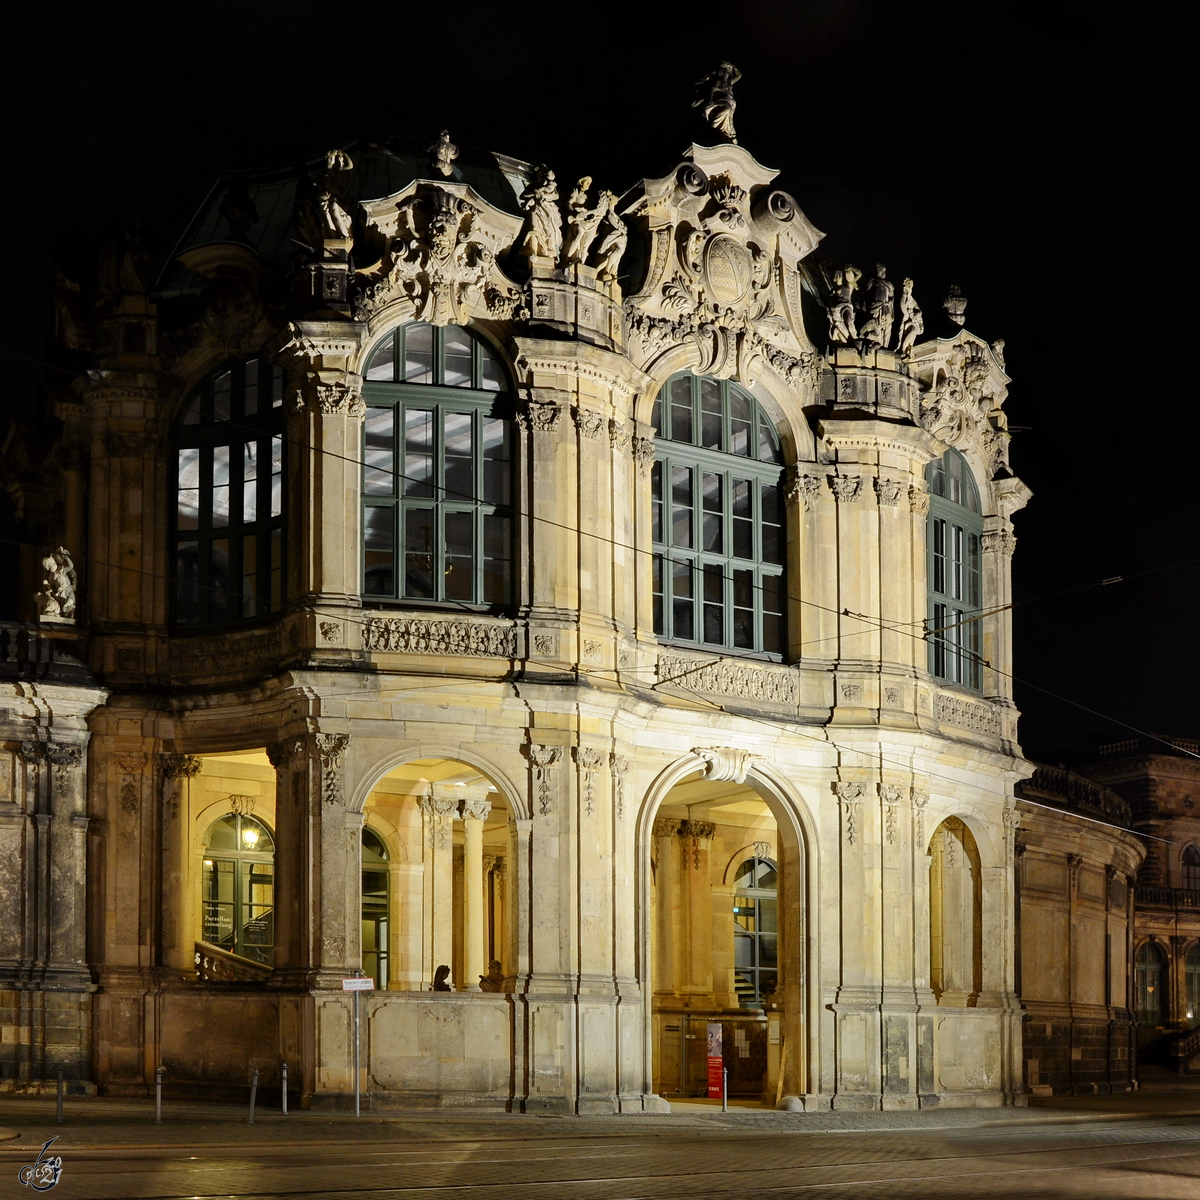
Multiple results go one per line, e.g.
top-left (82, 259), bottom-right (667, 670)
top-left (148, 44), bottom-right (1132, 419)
top-left (895, 278), bottom-right (924, 355)
top-left (826, 264), bottom-right (862, 343)
top-left (519, 164), bottom-right (562, 261)
top-left (562, 177), bottom-right (604, 267)
top-left (857, 264), bottom-right (895, 348)
top-left (35, 547), bottom-right (76, 622)
top-left (317, 150), bottom-right (355, 240)
top-left (432, 964), bottom-right (452, 991)
top-left (479, 960), bottom-right (505, 992)
top-left (591, 192), bottom-right (628, 280)
top-left (693, 61), bottom-right (742, 142)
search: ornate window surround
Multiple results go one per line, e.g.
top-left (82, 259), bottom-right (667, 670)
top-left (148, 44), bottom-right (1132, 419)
top-left (361, 322), bottom-right (515, 608)
top-left (650, 371), bottom-right (786, 658)
top-left (171, 356), bottom-right (286, 627)
top-left (926, 449), bottom-right (983, 691)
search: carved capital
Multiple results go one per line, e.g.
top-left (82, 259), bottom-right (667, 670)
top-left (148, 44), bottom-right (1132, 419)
top-left (653, 816), bottom-right (681, 838)
top-left (266, 737), bottom-right (307, 769)
top-left (114, 751), bottom-right (146, 774)
top-left (516, 400), bottom-right (563, 432)
top-left (693, 746), bottom-right (756, 784)
top-left (460, 796), bottom-right (493, 822)
top-left (632, 435), bottom-right (655, 474)
top-left (19, 741), bottom-right (44, 765)
top-left (573, 406), bottom-right (606, 439)
top-left (47, 743), bottom-right (85, 769)
top-left (874, 477), bottom-right (905, 507)
top-left (161, 753), bottom-right (202, 780)
top-left (828, 474), bottom-right (864, 502)
top-left (908, 484), bottom-right (930, 515)
top-left (608, 419), bottom-right (631, 450)
top-left (787, 469), bottom-right (822, 512)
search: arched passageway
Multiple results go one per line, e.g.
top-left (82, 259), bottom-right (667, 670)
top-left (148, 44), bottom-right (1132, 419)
top-left (649, 766), bottom-right (800, 1103)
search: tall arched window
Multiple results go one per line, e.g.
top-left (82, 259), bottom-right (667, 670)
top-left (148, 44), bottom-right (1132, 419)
top-left (732, 856), bottom-right (778, 1008)
top-left (173, 357), bottom-right (285, 625)
top-left (651, 373), bottom-right (786, 655)
top-left (1135, 940), bottom-right (1167, 1027)
top-left (926, 449), bottom-right (982, 689)
top-left (1186, 944), bottom-right (1200, 1027)
top-left (361, 323), bottom-right (513, 605)
top-left (361, 827), bottom-right (390, 988)
top-left (201, 812), bottom-right (275, 965)
top-left (929, 817), bottom-right (983, 1006)
top-left (1184, 845), bottom-right (1200, 891)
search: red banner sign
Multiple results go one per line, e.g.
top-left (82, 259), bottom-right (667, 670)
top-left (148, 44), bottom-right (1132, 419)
top-left (706, 1021), bottom-right (723, 1098)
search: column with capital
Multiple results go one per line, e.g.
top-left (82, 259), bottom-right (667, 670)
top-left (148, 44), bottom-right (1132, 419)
top-left (159, 753), bottom-right (201, 973)
top-left (460, 788), bottom-right (493, 991)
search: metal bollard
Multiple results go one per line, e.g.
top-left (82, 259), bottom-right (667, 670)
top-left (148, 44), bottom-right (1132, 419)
top-left (56, 1070), bottom-right (63, 1124)
top-left (281, 1061), bottom-right (288, 1117)
top-left (155, 1066), bottom-right (163, 1124)
top-left (722, 1066), bottom-right (728, 1113)
top-left (248, 1068), bottom-right (258, 1124)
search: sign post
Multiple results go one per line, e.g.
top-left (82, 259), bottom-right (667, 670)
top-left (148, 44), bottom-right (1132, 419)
top-left (342, 975), bottom-right (375, 1117)
top-left (706, 1022), bottom-right (723, 1101)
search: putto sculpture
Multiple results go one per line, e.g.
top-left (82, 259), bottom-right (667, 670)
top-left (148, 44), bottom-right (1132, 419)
top-left (693, 62), bottom-right (742, 142)
top-left (428, 129), bottom-right (458, 178)
top-left (825, 264), bottom-right (862, 343)
top-left (35, 546), bottom-right (77, 622)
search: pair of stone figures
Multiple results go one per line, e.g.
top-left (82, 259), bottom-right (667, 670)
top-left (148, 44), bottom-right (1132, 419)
top-left (431, 961), bottom-right (505, 992)
top-left (826, 264), bottom-right (926, 355)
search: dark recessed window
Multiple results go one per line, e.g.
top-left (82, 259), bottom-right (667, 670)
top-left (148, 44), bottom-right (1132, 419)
top-left (172, 357), bottom-right (285, 626)
top-left (362, 323), bottom-right (513, 606)
top-left (651, 372), bottom-right (786, 656)
top-left (926, 449), bottom-right (982, 690)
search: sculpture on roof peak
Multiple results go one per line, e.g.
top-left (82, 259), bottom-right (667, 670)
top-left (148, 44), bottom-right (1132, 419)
top-left (429, 129), bottom-right (458, 178)
top-left (562, 176), bottom-right (603, 267)
top-left (857, 263), bottom-right (894, 348)
top-left (895, 278), bottom-right (924, 356)
top-left (826, 264), bottom-right (862, 344)
top-left (693, 62), bottom-right (742, 143)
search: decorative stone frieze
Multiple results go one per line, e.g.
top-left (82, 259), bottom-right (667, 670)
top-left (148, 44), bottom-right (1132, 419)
top-left (657, 653), bottom-right (799, 706)
top-left (575, 747), bottom-right (606, 815)
top-left (362, 615), bottom-right (516, 658)
top-left (169, 624), bottom-right (284, 678)
top-left (934, 693), bottom-right (1002, 738)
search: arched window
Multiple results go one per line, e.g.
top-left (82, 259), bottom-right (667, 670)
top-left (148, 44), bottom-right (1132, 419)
top-left (361, 827), bottom-right (390, 988)
top-left (361, 323), bottom-right (513, 605)
top-left (1184, 846), bottom-right (1200, 891)
top-left (1186, 944), bottom-right (1200, 1027)
top-left (926, 449), bottom-right (982, 689)
top-left (732, 856), bottom-right (777, 1008)
top-left (651, 372), bottom-right (786, 655)
top-left (201, 812), bottom-right (275, 965)
top-left (1135, 940), bottom-right (1167, 1027)
top-left (929, 817), bottom-right (983, 1006)
top-left (173, 357), bottom-right (285, 625)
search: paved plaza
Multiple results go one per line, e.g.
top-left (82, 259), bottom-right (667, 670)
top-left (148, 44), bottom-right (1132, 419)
top-left (3, 1069), bottom-right (1199, 1198)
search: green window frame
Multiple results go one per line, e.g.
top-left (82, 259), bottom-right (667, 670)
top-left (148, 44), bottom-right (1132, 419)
top-left (201, 812), bottom-right (276, 967)
top-left (926, 450), bottom-right (983, 690)
top-left (172, 357), bottom-right (285, 626)
top-left (732, 857), bottom-right (778, 1008)
top-left (361, 324), bottom-right (513, 606)
top-left (650, 372), bottom-right (786, 656)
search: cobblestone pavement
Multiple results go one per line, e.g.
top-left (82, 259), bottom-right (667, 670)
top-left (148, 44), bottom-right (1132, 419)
top-left (2, 1073), bottom-right (1199, 1198)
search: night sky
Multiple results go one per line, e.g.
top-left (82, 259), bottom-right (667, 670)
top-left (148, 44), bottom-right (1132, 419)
top-left (2, 3), bottom-right (1191, 762)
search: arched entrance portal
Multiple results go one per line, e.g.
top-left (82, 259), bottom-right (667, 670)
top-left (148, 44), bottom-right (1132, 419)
top-left (650, 766), bottom-right (795, 1104)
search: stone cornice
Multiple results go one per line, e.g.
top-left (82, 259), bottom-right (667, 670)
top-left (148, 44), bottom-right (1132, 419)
top-left (511, 338), bottom-right (652, 399)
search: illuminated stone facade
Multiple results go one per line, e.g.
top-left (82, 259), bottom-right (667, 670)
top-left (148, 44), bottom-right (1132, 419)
top-left (2, 93), bottom-right (1039, 1109)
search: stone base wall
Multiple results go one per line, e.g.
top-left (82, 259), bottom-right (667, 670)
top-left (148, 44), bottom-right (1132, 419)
top-left (1023, 1008), bottom-right (1137, 1095)
top-left (0, 987), bottom-right (93, 1088)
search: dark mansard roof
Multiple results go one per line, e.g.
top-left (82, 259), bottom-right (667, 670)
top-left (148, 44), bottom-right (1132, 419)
top-left (156, 136), bottom-right (534, 296)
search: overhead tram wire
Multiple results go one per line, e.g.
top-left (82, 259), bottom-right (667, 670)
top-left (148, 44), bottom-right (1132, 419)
top-left (7, 353), bottom-right (1198, 759)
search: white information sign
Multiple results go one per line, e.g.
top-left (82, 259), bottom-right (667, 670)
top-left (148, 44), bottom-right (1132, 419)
top-left (342, 977), bottom-right (375, 992)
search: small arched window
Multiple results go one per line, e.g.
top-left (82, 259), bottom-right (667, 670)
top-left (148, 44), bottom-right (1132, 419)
top-left (173, 357), bottom-right (285, 625)
top-left (361, 827), bottom-right (390, 989)
top-left (361, 323), bottom-right (513, 605)
top-left (1135, 940), bottom-right (1167, 1027)
top-left (650, 372), bottom-right (786, 656)
top-left (1184, 846), bottom-right (1200, 891)
top-left (926, 449), bottom-right (983, 689)
top-left (201, 812), bottom-right (275, 965)
top-left (732, 856), bottom-right (778, 1008)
